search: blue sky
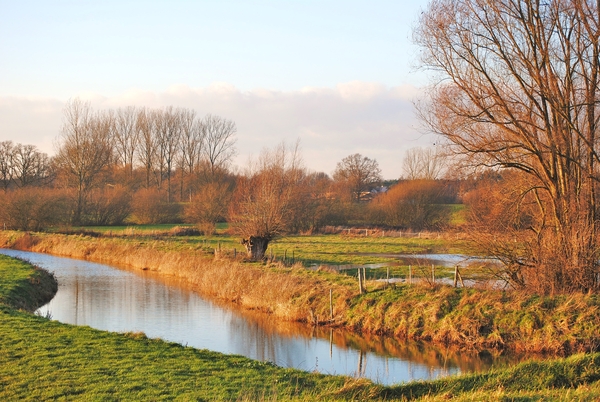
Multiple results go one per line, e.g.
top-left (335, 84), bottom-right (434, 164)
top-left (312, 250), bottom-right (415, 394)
top-left (0, 0), bottom-right (434, 178)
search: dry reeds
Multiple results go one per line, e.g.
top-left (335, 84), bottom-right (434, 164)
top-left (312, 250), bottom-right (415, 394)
top-left (0, 231), bottom-right (353, 324)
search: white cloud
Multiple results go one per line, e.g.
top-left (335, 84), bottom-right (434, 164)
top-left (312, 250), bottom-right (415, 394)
top-left (0, 96), bottom-right (63, 154)
top-left (0, 82), bottom-right (437, 179)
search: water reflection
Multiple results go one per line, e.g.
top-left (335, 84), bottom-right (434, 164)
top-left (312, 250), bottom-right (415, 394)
top-left (0, 249), bottom-right (520, 385)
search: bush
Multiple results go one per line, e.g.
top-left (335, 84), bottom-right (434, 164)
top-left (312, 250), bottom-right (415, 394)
top-left (370, 180), bottom-right (455, 230)
top-left (83, 185), bottom-right (132, 226)
top-left (184, 182), bottom-right (232, 235)
top-left (0, 188), bottom-right (70, 231)
top-left (130, 188), bottom-right (182, 224)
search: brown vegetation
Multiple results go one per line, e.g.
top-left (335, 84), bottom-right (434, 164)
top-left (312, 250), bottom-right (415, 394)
top-left (370, 179), bottom-right (455, 230)
top-left (0, 231), bottom-right (354, 324)
top-left (416, 0), bottom-right (600, 293)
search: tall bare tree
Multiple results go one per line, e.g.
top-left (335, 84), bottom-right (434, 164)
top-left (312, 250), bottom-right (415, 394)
top-left (54, 98), bottom-right (114, 224)
top-left (202, 114), bottom-right (237, 180)
top-left (114, 106), bottom-right (139, 179)
top-left (333, 153), bottom-right (382, 202)
top-left (179, 109), bottom-right (204, 198)
top-left (12, 144), bottom-right (50, 187)
top-left (416, 0), bottom-right (600, 293)
top-left (403, 147), bottom-right (445, 180)
top-left (0, 141), bottom-right (15, 191)
top-left (155, 107), bottom-right (182, 202)
top-left (135, 107), bottom-right (157, 189)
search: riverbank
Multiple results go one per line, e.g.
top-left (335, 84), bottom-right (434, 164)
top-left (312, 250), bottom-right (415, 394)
top-left (0, 253), bottom-right (385, 400)
top-left (2, 231), bottom-right (600, 355)
top-left (3, 236), bottom-right (600, 400)
top-left (0, 253), bottom-right (57, 311)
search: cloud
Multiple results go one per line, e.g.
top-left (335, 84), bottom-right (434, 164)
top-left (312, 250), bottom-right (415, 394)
top-left (0, 96), bottom-right (63, 154)
top-left (0, 82), bottom-right (436, 178)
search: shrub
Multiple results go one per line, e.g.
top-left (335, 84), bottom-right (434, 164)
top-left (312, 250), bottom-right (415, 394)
top-left (0, 188), bottom-right (70, 231)
top-left (130, 188), bottom-right (182, 224)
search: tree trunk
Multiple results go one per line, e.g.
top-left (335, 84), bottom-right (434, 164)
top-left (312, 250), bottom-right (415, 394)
top-left (241, 236), bottom-right (270, 260)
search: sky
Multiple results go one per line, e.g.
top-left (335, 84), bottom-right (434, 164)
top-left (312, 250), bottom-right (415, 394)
top-left (0, 0), bottom-right (435, 179)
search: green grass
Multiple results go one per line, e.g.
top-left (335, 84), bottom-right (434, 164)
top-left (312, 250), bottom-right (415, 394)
top-left (447, 203), bottom-right (468, 226)
top-left (0, 308), bottom-right (375, 401)
top-left (0, 254), bottom-right (57, 311)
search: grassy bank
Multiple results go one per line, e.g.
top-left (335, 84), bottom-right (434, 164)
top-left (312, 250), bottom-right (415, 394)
top-left (0, 254), bottom-right (57, 311)
top-left (3, 237), bottom-right (600, 400)
top-left (0, 253), bottom-right (384, 400)
top-left (2, 230), bottom-right (600, 355)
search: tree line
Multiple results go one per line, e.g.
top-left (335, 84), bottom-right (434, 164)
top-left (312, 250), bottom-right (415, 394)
top-left (0, 98), bottom-right (461, 252)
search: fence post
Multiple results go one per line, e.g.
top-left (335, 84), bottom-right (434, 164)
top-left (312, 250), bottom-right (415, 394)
top-left (330, 289), bottom-right (333, 320)
top-left (431, 264), bottom-right (435, 285)
top-left (358, 270), bottom-right (363, 294)
top-left (386, 266), bottom-right (390, 287)
top-left (454, 265), bottom-right (458, 287)
top-left (409, 265), bottom-right (412, 285)
top-left (362, 267), bottom-right (367, 292)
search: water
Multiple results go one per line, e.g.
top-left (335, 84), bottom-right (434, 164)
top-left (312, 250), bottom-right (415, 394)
top-left (0, 249), bottom-right (517, 385)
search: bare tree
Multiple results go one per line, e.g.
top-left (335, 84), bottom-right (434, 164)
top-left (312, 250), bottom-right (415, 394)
top-left (333, 153), bottom-right (382, 202)
top-left (154, 107), bottom-right (182, 202)
top-left (415, 0), bottom-right (600, 293)
top-left (135, 107), bottom-right (157, 189)
top-left (0, 141), bottom-right (15, 191)
top-left (202, 114), bottom-right (237, 179)
top-left (12, 144), bottom-right (50, 188)
top-left (403, 147), bottom-right (445, 180)
top-left (114, 106), bottom-right (139, 179)
top-left (54, 98), bottom-right (114, 224)
top-left (229, 142), bottom-right (304, 260)
top-left (179, 109), bottom-right (204, 198)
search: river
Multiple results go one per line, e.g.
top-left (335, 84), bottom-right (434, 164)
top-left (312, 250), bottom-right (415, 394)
top-left (0, 248), bottom-right (518, 385)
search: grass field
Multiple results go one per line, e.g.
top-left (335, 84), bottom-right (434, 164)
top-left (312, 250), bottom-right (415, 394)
top-left (67, 223), bottom-right (473, 279)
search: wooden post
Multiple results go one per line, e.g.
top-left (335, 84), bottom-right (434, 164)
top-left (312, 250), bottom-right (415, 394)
top-left (358, 270), bottom-right (363, 294)
top-left (386, 266), bottom-right (390, 287)
top-left (362, 267), bottom-right (367, 292)
top-left (454, 265), bottom-right (458, 287)
top-left (234, 248), bottom-right (237, 259)
top-left (409, 265), bottom-right (412, 285)
top-left (329, 289), bottom-right (333, 320)
top-left (431, 264), bottom-right (435, 285)
top-left (292, 250), bottom-right (295, 264)
top-left (284, 250), bottom-right (287, 265)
